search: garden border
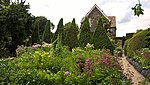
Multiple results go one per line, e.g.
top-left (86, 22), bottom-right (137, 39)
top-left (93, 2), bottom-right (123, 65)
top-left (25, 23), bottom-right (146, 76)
top-left (126, 57), bottom-right (150, 80)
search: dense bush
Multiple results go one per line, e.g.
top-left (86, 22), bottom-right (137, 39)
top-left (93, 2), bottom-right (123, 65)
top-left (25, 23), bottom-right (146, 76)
top-left (0, 46), bottom-right (131, 84)
top-left (42, 20), bottom-right (53, 43)
top-left (124, 29), bottom-right (149, 57)
top-left (32, 16), bottom-right (53, 44)
top-left (79, 17), bottom-right (91, 47)
top-left (52, 18), bottom-right (64, 42)
top-left (92, 17), bottom-right (114, 53)
top-left (0, 1), bottom-right (34, 56)
top-left (144, 28), bottom-right (150, 49)
top-left (63, 19), bottom-right (79, 50)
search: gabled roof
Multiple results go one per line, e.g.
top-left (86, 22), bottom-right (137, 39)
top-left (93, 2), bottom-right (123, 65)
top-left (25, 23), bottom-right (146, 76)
top-left (81, 4), bottom-right (110, 23)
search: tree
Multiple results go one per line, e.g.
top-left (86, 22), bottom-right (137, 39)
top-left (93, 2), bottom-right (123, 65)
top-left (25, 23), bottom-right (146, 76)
top-left (92, 16), bottom-right (114, 53)
top-left (64, 18), bottom-right (79, 50)
top-left (0, 0), bottom-right (34, 56)
top-left (32, 16), bottom-right (48, 43)
top-left (56, 18), bottom-right (63, 36)
top-left (52, 18), bottom-right (64, 42)
top-left (79, 17), bottom-right (91, 47)
top-left (42, 20), bottom-right (53, 43)
top-left (62, 22), bottom-right (71, 45)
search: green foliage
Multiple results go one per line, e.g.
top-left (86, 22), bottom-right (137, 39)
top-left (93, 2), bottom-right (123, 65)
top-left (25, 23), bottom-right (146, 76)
top-left (32, 16), bottom-right (48, 43)
top-left (53, 18), bottom-right (64, 42)
top-left (79, 17), bottom-right (91, 47)
top-left (62, 22), bottom-right (71, 45)
top-left (63, 18), bottom-right (79, 50)
top-left (132, 3), bottom-right (144, 17)
top-left (0, 47), bottom-right (131, 84)
top-left (144, 28), bottom-right (150, 49)
top-left (0, 1), bottom-right (34, 56)
top-left (131, 49), bottom-right (150, 70)
top-left (0, 0), bottom-right (54, 57)
top-left (92, 17), bottom-right (114, 53)
top-left (42, 20), bottom-right (52, 43)
top-left (56, 18), bottom-right (64, 35)
top-left (124, 29), bottom-right (149, 57)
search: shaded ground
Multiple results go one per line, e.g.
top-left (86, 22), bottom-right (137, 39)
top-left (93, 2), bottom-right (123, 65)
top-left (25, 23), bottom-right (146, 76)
top-left (117, 56), bottom-right (150, 85)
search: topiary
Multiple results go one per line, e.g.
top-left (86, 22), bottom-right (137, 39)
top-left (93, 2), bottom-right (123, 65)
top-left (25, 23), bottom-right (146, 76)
top-left (79, 17), bottom-right (91, 48)
top-left (64, 18), bottom-right (79, 50)
top-left (53, 18), bottom-right (64, 42)
top-left (125, 29), bottom-right (149, 57)
top-left (92, 16), bottom-right (114, 53)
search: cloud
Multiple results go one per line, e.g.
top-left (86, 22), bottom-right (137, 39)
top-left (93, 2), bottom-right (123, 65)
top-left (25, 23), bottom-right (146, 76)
top-left (25, 0), bottom-right (150, 37)
top-left (118, 10), bottom-right (132, 24)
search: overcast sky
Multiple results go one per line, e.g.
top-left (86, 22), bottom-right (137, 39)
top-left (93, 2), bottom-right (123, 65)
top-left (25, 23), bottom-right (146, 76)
top-left (25, 0), bottom-right (150, 37)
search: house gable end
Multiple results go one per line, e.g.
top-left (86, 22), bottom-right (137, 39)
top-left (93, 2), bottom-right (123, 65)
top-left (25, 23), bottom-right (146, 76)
top-left (81, 4), bottom-right (110, 23)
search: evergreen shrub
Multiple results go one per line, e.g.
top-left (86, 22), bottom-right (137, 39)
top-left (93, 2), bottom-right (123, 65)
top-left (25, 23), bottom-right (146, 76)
top-left (124, 29), bottom-right (149, 57)
top-left (92, 17), bottom-right (114, 53)
top-left (79, 17), bottom-right (91, 47)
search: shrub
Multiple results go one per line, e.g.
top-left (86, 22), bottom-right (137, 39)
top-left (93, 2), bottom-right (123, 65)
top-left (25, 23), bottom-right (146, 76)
top-left (79, 17), bottom-right (91, 47)
top-left (92, 17), bottom-right (114, 53)
top-left (144, 28), bottom-right (150, 49)
top-left (125, 29), bottom-right (149, 57)
top-left (43, 20), bottom-right (53, 43)
top-left (0, 46), bottom-right (131, 84)
top-left (53, 18), bottom-right (64, 42)
top-left (63, 18), bottom-right (79, 50)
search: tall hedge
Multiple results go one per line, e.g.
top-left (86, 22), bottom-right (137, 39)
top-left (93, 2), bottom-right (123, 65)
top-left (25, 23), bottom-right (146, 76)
top-left (92, 17), bottom-right (114, 52)
top-left (32, 16), bottom-right (48, 43)
top-left (53, 18), bottom-right (64, 42)
top-left (144, 28), bottom-right (150, 49)
top-left (79, 17), bottom-right (91, 47)
top-left (42, 20), bottom-right (53, 43)
top-left (124, 29), bottom-right (149, 57)
top-left (64, 18), bottom-right (79, 50)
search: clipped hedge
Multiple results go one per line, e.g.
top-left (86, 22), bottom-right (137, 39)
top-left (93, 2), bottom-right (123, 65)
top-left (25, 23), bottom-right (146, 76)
top-left (63, 18), bottom-right (79, 50)
top-left (79, 17), bottom-right (91, 47)
top-left (124, 29), bottom-right (149, 57)
top-left (92, 17), bottom-right (114, 53)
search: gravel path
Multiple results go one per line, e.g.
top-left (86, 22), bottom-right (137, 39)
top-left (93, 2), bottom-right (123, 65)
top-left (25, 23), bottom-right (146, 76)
top-left (117, 56), bottom-right (150, 85)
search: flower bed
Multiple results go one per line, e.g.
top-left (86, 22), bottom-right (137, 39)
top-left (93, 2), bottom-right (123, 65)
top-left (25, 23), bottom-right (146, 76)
top-left (0, 47), bottom-right (131, 84)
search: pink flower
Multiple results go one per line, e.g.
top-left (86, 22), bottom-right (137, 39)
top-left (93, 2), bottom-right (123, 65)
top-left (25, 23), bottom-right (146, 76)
top-left (86, 58), bottom-right (90, 63)
top-left (64, 71), bottom-right (70, 76)
top-left (102, 56), bottom-right (110, 63)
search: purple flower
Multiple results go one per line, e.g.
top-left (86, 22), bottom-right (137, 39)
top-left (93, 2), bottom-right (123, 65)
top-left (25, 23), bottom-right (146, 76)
top-left (64, 71), bottom-right (70, 76)
top-left (86, 58), bottom-right (90, 63)
top-left (102, 56), bottom-right (110, 63)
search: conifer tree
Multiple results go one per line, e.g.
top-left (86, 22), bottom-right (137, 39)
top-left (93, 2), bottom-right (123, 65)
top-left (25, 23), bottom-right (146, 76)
top-left (65, 18), bottom-right (79, 50)
top-left (92, 17), bottom-right (114, 53)
top-left (53, 18), bottom-right (64, 42)
top-left (43, 20), bottom-right (52, 43)
top-left (79, 17), bottom-right (91, 47)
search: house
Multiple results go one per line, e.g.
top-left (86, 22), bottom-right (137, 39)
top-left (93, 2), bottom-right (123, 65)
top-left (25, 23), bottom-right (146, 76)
top-left (81, 4), bottom-right (116, 38)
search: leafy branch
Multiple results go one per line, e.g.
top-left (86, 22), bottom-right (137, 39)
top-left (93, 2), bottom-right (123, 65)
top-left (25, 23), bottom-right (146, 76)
top-left (132, 0), bottom-right (144, 16)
